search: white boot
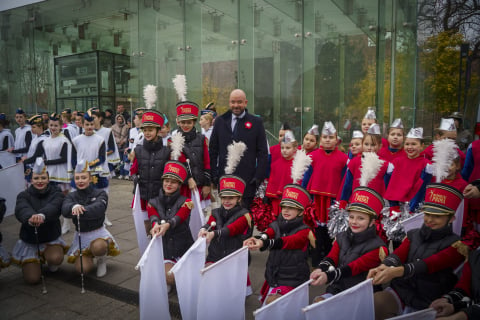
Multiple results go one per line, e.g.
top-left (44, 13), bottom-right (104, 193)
top-left (104, 214), bottom-right (113, 227)
top-left (61, 218), bottom-right (70, 234)
top-left (96, 256), bottom-right (107, 278)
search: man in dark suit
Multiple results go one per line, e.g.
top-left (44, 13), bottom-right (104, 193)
top-left (209, 89), bottom-right (268, 208)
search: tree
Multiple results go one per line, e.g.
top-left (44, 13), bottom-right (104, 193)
top-left (417, 0), bottom-right (480, 60)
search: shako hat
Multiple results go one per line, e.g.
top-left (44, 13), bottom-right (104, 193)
top-left (219, 175), bottom-right (246, 197)
top-left (162, 160), bottom-right (187, 183)
top-left (348, 187), bottom-right (384, 217)
top-left (280, 184), bottom-right (312, 210)
top-left (141, 110), bottom-right (165, 128)
top-left (422, 183), bottom-right (463, 216)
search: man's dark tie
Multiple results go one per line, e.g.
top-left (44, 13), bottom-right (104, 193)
top-left (233, 117), bottom-right (240, 135)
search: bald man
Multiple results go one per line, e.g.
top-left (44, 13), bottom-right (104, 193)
top-left (209, 89), bottom-right (268, 209)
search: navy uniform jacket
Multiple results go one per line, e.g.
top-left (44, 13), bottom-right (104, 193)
top-left (209, 109), bottom-right (268, 199)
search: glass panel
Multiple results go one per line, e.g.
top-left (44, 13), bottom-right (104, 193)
top-left (242, 0), bottom-right (304, 144)
top-left (183, 0), bottom-right (239, 115)
top-left (304, 0), bottom-right (379, 142)
top-left (135, 0), bottom-right (185, 120)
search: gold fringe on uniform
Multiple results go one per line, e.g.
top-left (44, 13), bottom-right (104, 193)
top-left (451, 240), bottom-right (469, 260)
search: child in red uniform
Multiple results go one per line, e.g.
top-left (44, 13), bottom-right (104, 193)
top-left (302, 124), bottom-right (319, 155)
top-left (384, 127), bottom-right (432, 215)
top-left (129, 109), bottom-right (170, 211)
top-left (462, 138), bottom-right (480, 238)
top-left (302, 122), bottom-right (348, 264)
top-left (310, 187), bottom-right (388, 300)
top-left (339, 124), bottom-right (392, 205)
top-left (270, 123), bottom-right (292, 165)
top-left (348, 130), bottom-right (364, 160)
top-left (244, 184), bottom-right (316, 305)
top-left (422, 118), bottom-right (466, 166)
top-left (265, 131), bottom-right (297, 216)
top-left (147, 161), bottom-right (194, 292)
top-left (431, 139), bottom-right (469, 237)
top-left (361, 107), bottom-right (377, 135)
top-left (174, 100), bottom-right (211, 202)
top-left (368, 183), bottom-right (469, 319)
top-left (430, 249), bottom-right (480, 319)
top-left (378, 118), bottom-right (406, 162)
top-left (199, 174), bottom-right (253, 294)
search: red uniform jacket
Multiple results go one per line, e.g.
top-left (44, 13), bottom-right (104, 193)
top-left (384, 156), bottom-right (431, 202)
top-left (307, 147), bottom-right (348, 197)
top-left (378, 145), bottom-right (406, 163)
top-left (266, 156), bottom-right (294, 198)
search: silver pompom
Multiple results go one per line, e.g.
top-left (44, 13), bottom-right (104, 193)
top-left (255, 179), bottom-right (267, 198)
top-left (327, 201), bottom-right (349, 238)
top-left (382, 202), bottom-right (412, 241)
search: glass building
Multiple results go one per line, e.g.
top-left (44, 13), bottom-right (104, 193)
top-left (0, 0), bottom-right (478, 144)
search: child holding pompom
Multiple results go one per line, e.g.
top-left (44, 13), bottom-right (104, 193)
top-left (244, 184), bottom-right (315, 305)
top-left (302, 122), bottom-right (348, 264)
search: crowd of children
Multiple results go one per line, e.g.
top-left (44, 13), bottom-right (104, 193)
top-left (1, 97), bottom-right (480, 319)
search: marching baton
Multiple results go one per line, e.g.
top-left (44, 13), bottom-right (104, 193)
top-left (34, 226), bottom-right (48, 294)
top-left (76, 213), bottom-right (86, 294)
top-left (206, 221), bottom-right (216, 232)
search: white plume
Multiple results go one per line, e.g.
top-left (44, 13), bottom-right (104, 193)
top-left (360, 152), bottom-right (385, 187)
top-left (291, 150), bottom-right (313, 184)
top-left (170, 132), bottom-right (185, 161)
top-left (172, 74), bottom-right (187, 101)
top-left (432, 139), bottom-right (458, 182)
top-left (143, 84), bottom-right (157, 109)
top-left (225, 141), bottom-right (247, 175)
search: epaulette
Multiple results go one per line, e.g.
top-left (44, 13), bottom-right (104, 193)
top-left (184, 200), bottom-right (194, 210)
top-left (308, 230), bottom-right (316, 248)
top-left (379, 246), bottom-right (388, 262)
top-left (451, 240), bottom-right (469, 260)
top-left (244, 213), bottom-right (252, 228)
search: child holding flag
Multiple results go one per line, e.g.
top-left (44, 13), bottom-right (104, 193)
top-left (147, 160), bottom-right (194, 292)
top-left (310, 187), bottom-right (388, 299)
top-left (368, 183), bottom-right (469, 318)
top-left (244, 150), bottom-right (315, 305)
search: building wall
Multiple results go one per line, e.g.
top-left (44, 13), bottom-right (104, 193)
top-left (0, 0), bottom-right (477, 145)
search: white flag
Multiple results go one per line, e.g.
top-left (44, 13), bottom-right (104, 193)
top-left (197, 246), bottom-right (249, 320)
top-left (386, 308), bottom-right (436, 320)
top-left (401, 213), bottom-right (424, 233)
top-left (0, 163), bottom-right (25, 217)
top-left (254, 279), bottom-right (312, 320)
top-left (303, 279), bottom-right (374, 320)
top-left (452, 199), bottom-right (464, 236)
top-left (137, 235), bottom-right (171, 320)
top-left (189, 188), bottom-right (206, 239)
top-left (132, 185), bottom-right (149, 255)
top-left (170, 237), bottom-right (206, 320)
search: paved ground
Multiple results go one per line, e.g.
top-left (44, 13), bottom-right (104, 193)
top-left (0, 179), bottom-right (324, 319)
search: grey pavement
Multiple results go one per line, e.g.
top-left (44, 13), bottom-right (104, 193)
top-left (0, 179), bottom-right (324, 319)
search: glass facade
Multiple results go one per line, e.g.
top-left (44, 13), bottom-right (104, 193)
top-left (0, 0), bottom-right (478, 145)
